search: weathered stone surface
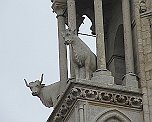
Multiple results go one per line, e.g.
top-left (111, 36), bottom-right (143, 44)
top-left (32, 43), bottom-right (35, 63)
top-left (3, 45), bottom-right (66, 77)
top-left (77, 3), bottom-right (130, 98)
top-left (91, 70), bottom-right (114, 85)
top-left (25, 74), bottom-right (60, 107)
top-left (47, 80), bottom-right (143, 122)
top-left (62, 29), bottom-right (97, 80)
top-left (140, 9), bottom-right (152, 122)
top-left (26, 1), bottom-right (152, 122)
top-left (94, 0), bottom-right (106, 69)
top-left (52, 1), bottom-right (68, 95)
top-left (122, 73), bottom-right (139, 88)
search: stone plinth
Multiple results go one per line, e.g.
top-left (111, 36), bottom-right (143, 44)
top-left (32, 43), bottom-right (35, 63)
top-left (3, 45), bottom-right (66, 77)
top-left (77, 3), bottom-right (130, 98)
top-left (47, 79), bottom-right (143, 122)
top-left (91, 69), bottom-right (114, 85)
top-left (122, 73), bottom-right (139, 88)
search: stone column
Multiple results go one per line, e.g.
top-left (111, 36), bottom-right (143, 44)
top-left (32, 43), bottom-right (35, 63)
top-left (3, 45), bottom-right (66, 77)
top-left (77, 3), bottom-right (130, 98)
top-left (52, 2), bottom-right (68, 94)
top-left (92, 0), bottom-right (114, 85)
top-left (67, 0), bottom-right (77, 31)
top-left (94, 0), bottom-right (106, 70)
top-left (122, 0), bottom-right (138, 88)
top-left (67, 0), bottom-right (77, 78)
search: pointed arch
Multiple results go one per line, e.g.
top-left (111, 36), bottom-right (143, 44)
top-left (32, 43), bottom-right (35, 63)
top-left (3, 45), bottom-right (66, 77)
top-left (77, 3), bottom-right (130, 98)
top-left (113, 24), bottom-right (125, 85)
top-left (94, 108), bottom-right (131, 122)
top-left (114, 24), bottom-right (124, 56)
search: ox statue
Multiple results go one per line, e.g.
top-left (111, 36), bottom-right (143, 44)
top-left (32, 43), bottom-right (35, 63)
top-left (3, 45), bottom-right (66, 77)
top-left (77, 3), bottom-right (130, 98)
top-left (24, 74), bottom-right (59, 108)
top-left (62, 29), bottom-right (97, 80)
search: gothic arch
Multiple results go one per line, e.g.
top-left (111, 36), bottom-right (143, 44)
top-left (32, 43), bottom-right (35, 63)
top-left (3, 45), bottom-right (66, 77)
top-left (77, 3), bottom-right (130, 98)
top-left (113, 24), bottom-right (126, 85)
top-left (114, 24), bottom-right (124, 57)
top-left (94, 108), bottom-right (131, 122)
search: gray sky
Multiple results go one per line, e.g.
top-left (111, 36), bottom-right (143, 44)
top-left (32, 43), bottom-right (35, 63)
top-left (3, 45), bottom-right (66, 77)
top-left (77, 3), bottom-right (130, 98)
top-left (0, 0), bottom-right (95, 121)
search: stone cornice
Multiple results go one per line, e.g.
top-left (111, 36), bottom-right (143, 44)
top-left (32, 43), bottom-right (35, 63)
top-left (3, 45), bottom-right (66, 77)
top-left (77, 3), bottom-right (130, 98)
top-left (140, 10), bottom-right (152, 18)
top-left (47, 80), bottom-right (143, 122)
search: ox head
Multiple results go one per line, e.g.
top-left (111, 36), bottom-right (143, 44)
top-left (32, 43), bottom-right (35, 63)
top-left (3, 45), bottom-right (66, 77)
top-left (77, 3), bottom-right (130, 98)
top-left (62, 28), bottom-right (77, 45)
top-left (24, 74), bottom-right (45, 96)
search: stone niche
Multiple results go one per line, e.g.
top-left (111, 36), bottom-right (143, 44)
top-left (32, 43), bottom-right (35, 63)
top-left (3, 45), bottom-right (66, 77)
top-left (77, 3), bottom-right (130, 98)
top-left (76, 0), bottom-right (126, 85)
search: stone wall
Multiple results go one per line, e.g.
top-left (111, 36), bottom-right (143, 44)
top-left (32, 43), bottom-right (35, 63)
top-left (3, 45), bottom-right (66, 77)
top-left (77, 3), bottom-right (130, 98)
top-left (140, 9), bottom-right (152, 122)
top-left (146, 0), bottom-right (152, 11)
top-left (125, 1), bottom-right (152, 121)
top-left (142, 17), bottom-right (152, 122)
top-left (88, 103), bottom-right (143, 122)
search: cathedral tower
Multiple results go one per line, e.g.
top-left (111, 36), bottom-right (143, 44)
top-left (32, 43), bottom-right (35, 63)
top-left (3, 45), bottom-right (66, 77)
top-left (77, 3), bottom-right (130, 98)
top-left (47, 0), bottom-right (152, 121)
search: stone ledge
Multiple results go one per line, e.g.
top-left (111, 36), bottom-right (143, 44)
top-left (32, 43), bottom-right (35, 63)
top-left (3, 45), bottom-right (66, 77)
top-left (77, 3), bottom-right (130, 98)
top-left (47, 80), bottom-right (143, 122)
top-left (75, 79), bottom-right (141, 93)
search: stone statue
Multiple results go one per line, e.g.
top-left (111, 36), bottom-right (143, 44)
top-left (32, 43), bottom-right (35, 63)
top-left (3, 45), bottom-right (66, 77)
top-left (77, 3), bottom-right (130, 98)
top-left (24, 74), bottom-right (59, 108)
top-left (62, 29), bottom-right (97, 80)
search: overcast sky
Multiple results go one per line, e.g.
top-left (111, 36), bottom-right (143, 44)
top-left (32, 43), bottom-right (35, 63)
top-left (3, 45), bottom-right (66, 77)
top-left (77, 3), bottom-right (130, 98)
top-left (0, 0), bottom-right (95, 122)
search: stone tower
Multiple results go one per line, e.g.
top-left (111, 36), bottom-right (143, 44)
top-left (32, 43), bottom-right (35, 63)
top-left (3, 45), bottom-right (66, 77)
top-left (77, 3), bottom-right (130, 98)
top-left (47, 0), bottom-right (152, 122)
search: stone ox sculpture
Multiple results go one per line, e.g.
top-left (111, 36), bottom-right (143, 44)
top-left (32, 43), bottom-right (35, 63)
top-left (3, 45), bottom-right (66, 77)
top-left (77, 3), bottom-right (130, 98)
top-left (24, 74), bottom-right (59, 108)
top-left (62, 29), bottom-right (97, 80)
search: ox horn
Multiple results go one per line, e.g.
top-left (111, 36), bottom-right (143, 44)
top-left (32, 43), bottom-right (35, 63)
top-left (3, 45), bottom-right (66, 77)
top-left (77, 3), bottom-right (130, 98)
top-left (40, 74), bottom-right (44, 83)
top-left (24, 79), bottom-right (30, 87)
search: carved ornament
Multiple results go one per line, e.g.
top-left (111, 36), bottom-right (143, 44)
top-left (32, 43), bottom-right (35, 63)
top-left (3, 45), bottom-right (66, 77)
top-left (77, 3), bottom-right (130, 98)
top-left (51, 1), bottom-right (67, 14)
top-left (48, 82), bottom-right (143, 122)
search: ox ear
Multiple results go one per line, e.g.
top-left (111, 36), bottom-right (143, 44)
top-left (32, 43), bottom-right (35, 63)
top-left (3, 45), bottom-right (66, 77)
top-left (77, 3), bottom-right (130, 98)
top-left (41, 84), bottom-right (45, 87)
top-left (24, 79), bottom-right (30, 87)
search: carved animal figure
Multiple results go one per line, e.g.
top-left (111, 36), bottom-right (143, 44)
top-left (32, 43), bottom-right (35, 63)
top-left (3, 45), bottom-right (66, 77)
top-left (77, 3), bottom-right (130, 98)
top-left (24, 74), bottom-right (59, 108)
top-left (62, 29), bottom-right (97, 80)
